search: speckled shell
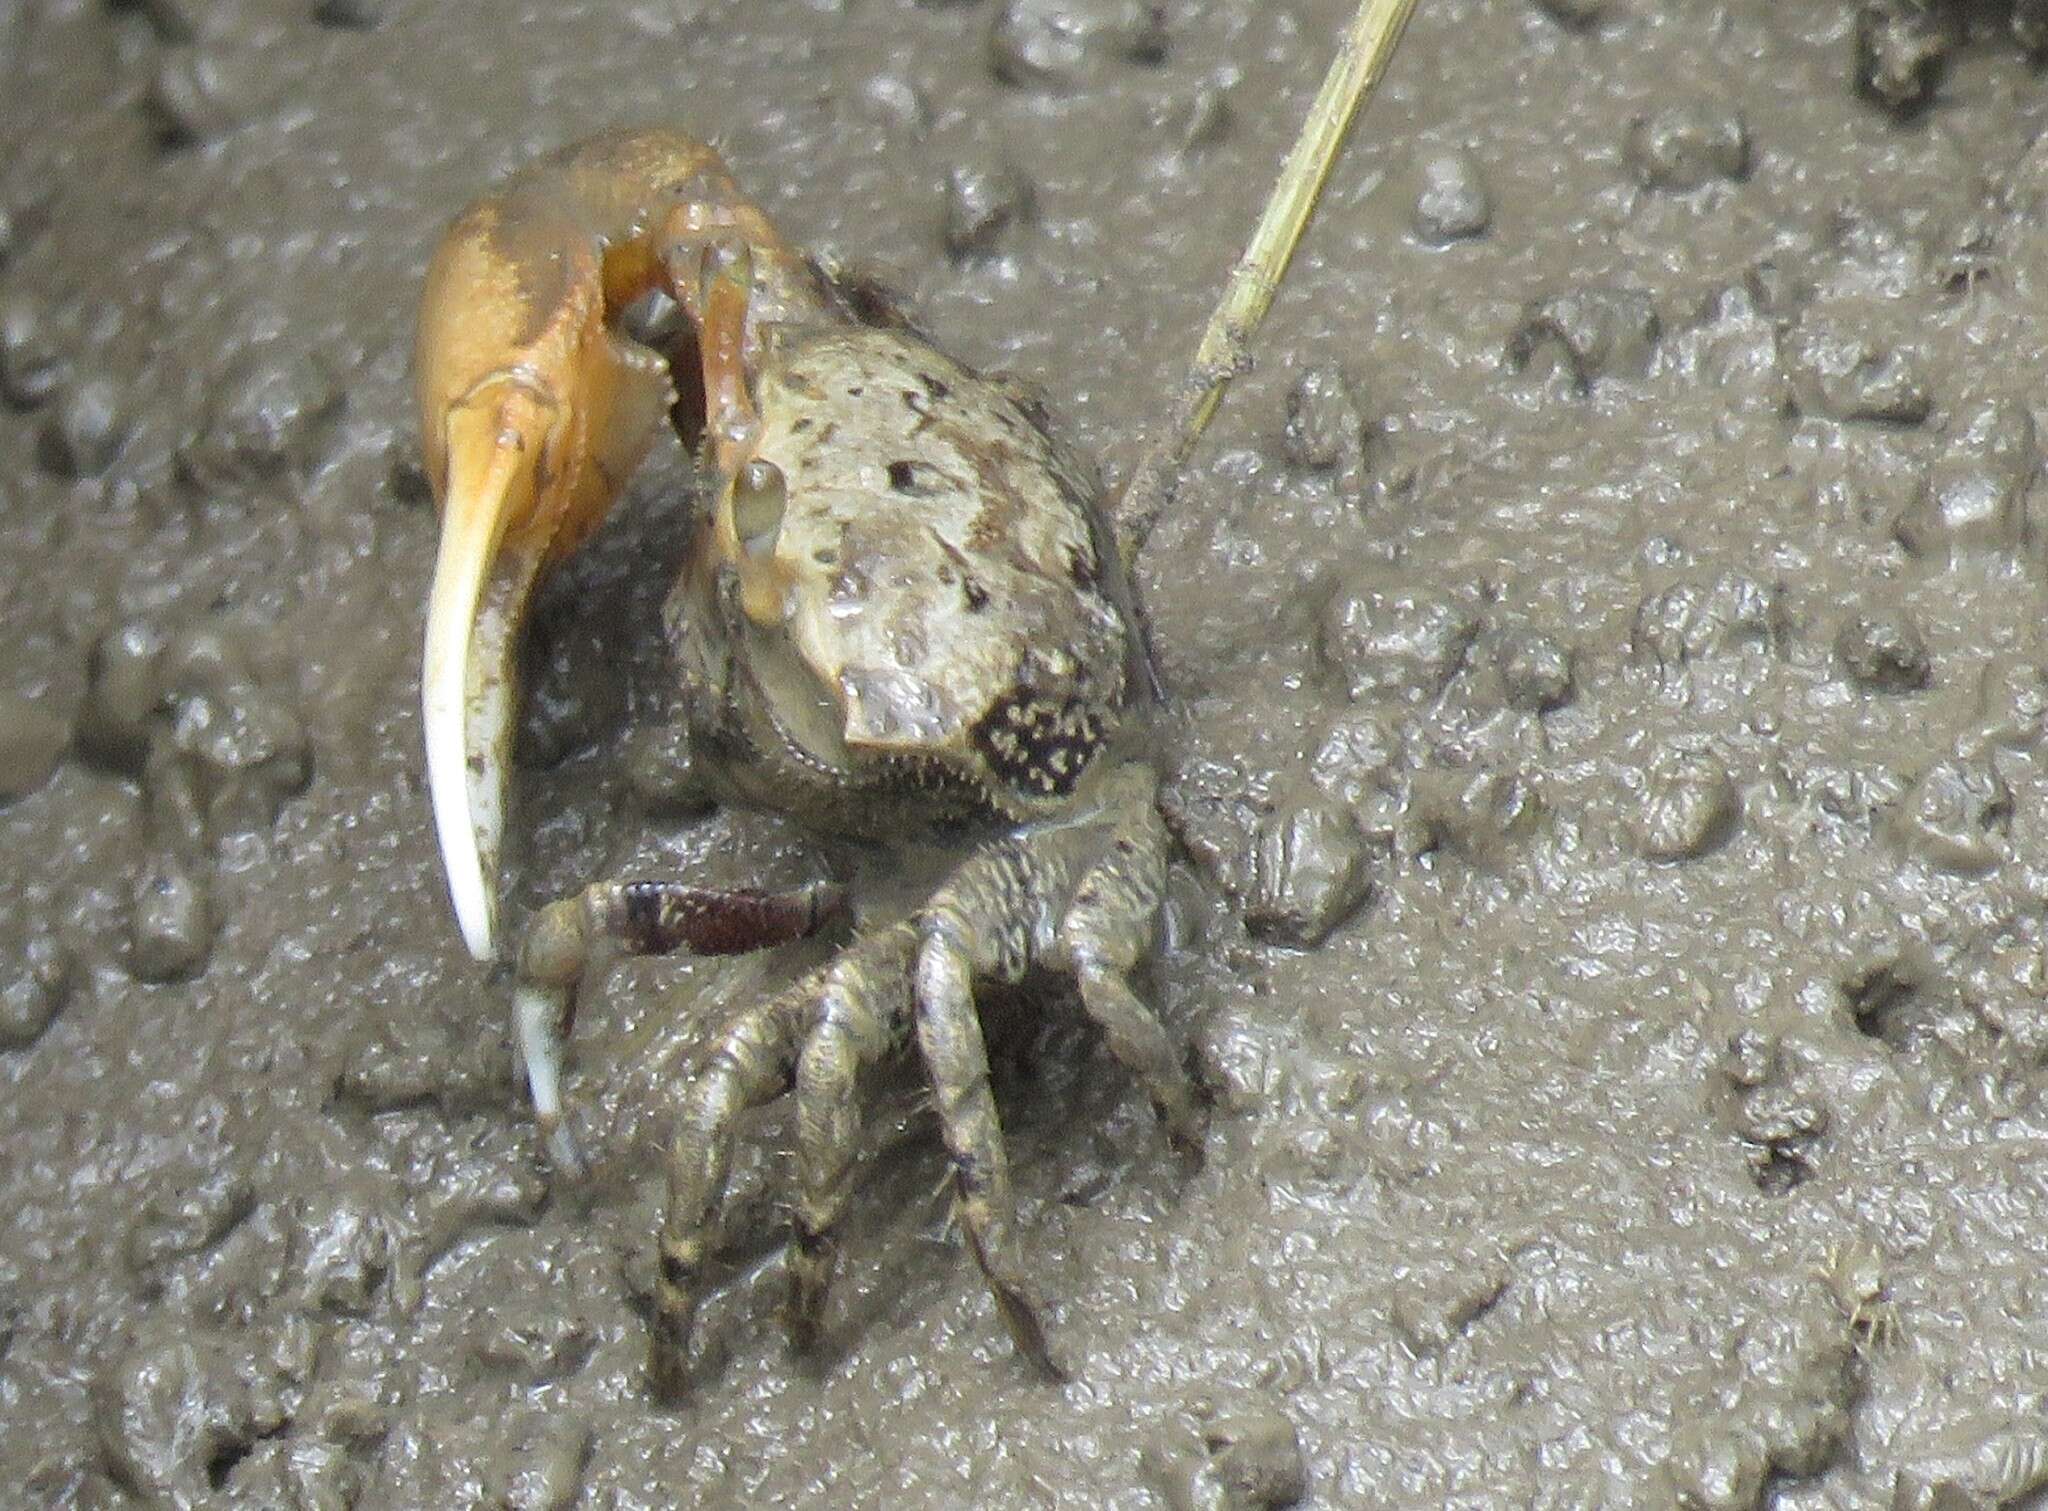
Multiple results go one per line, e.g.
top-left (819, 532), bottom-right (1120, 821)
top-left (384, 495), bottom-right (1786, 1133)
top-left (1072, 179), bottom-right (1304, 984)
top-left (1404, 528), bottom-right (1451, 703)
top-left (751, 325), bottom-right (1130, 807)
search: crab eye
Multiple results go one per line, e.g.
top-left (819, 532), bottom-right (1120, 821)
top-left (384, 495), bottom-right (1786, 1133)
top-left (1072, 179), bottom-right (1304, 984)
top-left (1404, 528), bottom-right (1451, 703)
top-left (732, 459), bottom-right (786, 560)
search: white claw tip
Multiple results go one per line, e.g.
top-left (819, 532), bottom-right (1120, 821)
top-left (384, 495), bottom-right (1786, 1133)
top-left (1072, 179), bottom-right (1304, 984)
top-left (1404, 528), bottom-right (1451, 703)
top-left (423, 490), bottom-right (527, 963)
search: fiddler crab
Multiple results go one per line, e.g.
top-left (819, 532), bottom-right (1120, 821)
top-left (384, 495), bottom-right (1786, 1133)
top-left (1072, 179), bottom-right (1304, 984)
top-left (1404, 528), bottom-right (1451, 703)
top-left (417, 128), bottom-right (1206, 1396)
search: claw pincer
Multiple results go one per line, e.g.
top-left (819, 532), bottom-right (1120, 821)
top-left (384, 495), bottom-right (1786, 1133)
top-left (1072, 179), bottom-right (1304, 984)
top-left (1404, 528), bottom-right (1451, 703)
top-left (415, 130), bottom-right (809, 960)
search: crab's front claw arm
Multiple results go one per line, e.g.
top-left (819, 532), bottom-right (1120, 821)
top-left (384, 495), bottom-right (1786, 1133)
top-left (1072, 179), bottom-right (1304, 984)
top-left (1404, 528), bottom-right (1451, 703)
top-left (415, 180), bottom-right (676, 960)
top-left (416, 129), bottom-right (823, 960)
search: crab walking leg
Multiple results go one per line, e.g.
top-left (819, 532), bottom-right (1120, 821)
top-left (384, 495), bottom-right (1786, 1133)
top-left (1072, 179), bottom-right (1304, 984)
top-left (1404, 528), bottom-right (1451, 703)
top-left (912, 846), bottom-right (1071, 1382)
top-left (650, 977), bottom-right (815, 1401)
top-left (415, 129), bottom-right (818, 959)
top-left (788, 924), bottom-right (917, 1350)
top-left (1052, 794), bottom-right (1206, 1159)
top-left (514, 878), bottom-right (848, 1173)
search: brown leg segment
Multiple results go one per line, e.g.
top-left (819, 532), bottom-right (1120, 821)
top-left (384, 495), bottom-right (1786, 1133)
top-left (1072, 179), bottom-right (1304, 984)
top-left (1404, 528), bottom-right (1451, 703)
top-left (513, 878), bottom-right (845, 1175)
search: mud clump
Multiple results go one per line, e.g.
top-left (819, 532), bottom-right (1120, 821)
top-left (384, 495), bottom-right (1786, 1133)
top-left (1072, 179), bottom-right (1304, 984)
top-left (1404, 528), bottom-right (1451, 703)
top-left (1506, 286), bottom-right (1661, 391)
top-left (1892, 394), bottom-right (2036, 562)
top-left (1625, 103), bottom-right (1750, 191)
top-left (0, 919), bottom-right (71, 1051)
top-left (37, 373), bottom-right (126, 477)
top-left (1243, 791), bottom-right (1376, 948)
top-left (1855, 3), bottom-right (1952, 116)
top-left (1145, 1404), bottom-right (1307, 1511)
top-left (1833, 608), bottom-right (1931, 694)
top-left (1410, 148), bottom-right (1492, 243)
top-left (0, 293), bottom-right (66, 409)
top-left (1628, 747), bottom-right (1741, 863)
top-left (1784, 312), bottom-right (1932, 424)
top-left (0, 691), bottom-right (67, 800)
top-left (1318, 571), bottom-right (1482, 703)
top-left (987, 0), bottom-right (1167, 90)
top-left (942, 155), bottom-right (1036, 261)
top-left (91, 1321), bottom-right (302, 1506)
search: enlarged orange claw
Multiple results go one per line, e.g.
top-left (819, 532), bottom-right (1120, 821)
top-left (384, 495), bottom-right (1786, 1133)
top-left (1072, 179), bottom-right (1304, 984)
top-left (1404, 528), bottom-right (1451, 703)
top-left (419, 375), bottom-right (561, 960)
top-left (414, 129), bottom-right (813, 959)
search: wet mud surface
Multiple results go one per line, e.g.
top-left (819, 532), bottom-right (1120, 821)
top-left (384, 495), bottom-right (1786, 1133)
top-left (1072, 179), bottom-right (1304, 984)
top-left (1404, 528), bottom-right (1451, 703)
top-left (9, 0), bottom-right (2048, 1505)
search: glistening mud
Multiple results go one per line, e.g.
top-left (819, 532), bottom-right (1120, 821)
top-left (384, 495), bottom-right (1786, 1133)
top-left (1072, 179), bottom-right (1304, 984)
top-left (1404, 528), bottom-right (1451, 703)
top-left (4, 2), bottom-right (2048, 1505)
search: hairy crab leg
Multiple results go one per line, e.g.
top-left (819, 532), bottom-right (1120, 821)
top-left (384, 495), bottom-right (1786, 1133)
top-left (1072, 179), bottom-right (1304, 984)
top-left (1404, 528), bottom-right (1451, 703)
top-left (416, 129), bottom-right (814, 959)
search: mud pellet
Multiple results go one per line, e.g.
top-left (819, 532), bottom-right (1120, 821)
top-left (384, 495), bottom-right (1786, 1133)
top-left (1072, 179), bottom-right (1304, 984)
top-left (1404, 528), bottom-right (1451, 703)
top-left (124, 1163), bottom-right (257, 1276)
top-left (942, 157), bottom-right (1034, 260)
top-left (1203, 1411), bottom-right (1307, 1509)
top-left (168, 677), bottom-right (309, 799)
top-left (1784, 317), bottom-right (1929, 425)
top-left (0, 924), bottom-right (72, 1051)
top-left (1244, 795), bottom-right (1374, 949)
top-left (1893, 396), bottom-right (2034, 561)
top-left (1166, 80), bottom-right (1234, 161)
top-left (291, 1183), bottom-right (406, 1314)
top-left (78, 620), bottom-right (169, 769)
top-left (1971, 657), bottom-right (2048, 752)
top-left (145, 45), bottom-right (241, 147)
top-left (1495, 629), bottom-right (1574, 712)
top-left (127, 852), bottom-right (211, 982)
top-left (0, 691), bottom-right (68, 800)
top-left (1307, 709), bottom-right (1397, 809)
top-left (1721, 1028), bottom-right (1778, 1089)
top-left (93, 1327), bottom-right (285, 1505)
top-left (484, 1411), bottom-right (594, 1511)
top-left (1319, 573), bottom-right (1481, 703)
top-left (186, 350), bottom-right (343, 482)
top-left (859, 74), bottom-right (931, 134)
top-left (1890, 753), bottom-right (2011, 876)
top-left (1414, 767), bottom-right (1544, 867)
top-left (988, 0), bottom-right (1167, 90)
top-left (144, 739), bottom-right (209, 858)
top-left (1855, 3), bottom-right (1950, 116)
top-left (1630, 574), bottom-right (1780, 670)
top-left (1535, 0), bottom-right (1608, 26)
top-left (1280, 363), bottom-right (1367, 473)
top-left (1630, 747), bottom-right (1741, 862)
top-left (37, 374), bottom-right (126, 477)
top-left (1834, 610), bottom-right (1930, 693)
top-left (1412, 148), bottom-right (1491, 243)
top-left (1506, 287), bottom-right (1660, 391)
top-left (162, 622), bottom-right (245, 691)
top-left (312, 0), bottom-right (386, 29)
top-left (1625, 104), bottom-right (1750, 191)
top-left (0, 294), bottom-right (68, 410)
